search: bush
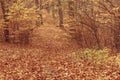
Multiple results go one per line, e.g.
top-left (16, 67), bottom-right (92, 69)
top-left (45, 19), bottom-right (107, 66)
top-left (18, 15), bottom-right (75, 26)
top-left (75, 48), bottom-right (120, 80)
top-left (77, 48), bottom-right (112, 64)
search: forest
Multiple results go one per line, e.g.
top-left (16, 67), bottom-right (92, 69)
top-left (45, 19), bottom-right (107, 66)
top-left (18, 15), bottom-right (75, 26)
top-left (0, 0), bottom-right (120, 80)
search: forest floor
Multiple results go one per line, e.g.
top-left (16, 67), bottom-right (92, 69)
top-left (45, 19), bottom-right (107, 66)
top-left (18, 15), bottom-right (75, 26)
top-left (0, 42), bottom-right (79, 80)
top-left (0, 18), bottom-right (81, 79)
top-left (0, 28), bottom-right (81, 80)
top-left (0, 14), bottom-right (119, 80)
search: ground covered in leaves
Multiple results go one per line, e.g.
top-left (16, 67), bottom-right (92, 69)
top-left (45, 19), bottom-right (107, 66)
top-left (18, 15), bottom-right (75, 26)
top-left (0, 26), bottom-right (120, 80)
top-left (0, 44), bottom-right (120, 80)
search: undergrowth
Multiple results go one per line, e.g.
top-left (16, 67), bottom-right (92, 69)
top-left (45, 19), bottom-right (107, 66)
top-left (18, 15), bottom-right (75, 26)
top-left (75, 48), bottom-right (120, 80)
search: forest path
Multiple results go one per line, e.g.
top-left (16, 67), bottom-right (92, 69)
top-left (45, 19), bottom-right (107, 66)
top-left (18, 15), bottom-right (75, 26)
top-left (0, 23), bottom-right (79, 79)
top-left (0, 11), bottom-right (78, 63)
top-left (0, 12), bottom-right (80, 79)
top-left (0, 41), bottom-right (79, 79)
top-left (31, 17), bottom-right (78, 53)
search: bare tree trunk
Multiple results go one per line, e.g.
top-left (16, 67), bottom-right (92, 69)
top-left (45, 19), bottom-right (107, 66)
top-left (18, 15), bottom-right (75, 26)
top-left (114, 23), bottom-right (120, 52)
top-left (51, 2), bottom-right (56, 19)
top-left (57, 0), bottom-right (64, 27)
top-left (39, 0), bottom-right (43, 25)
top-left (68, 1), bottom-right (75, 17)
top-left (35, 0), bottom-right (43, 25)
top-left (0, 1), bottom-right (10, 42)
top-left (93, 29), bottom-right (101, 49)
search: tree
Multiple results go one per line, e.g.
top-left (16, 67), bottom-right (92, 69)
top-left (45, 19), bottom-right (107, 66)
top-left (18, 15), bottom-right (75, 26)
top-left (6, 0), bottom-right (39, 44)
top-left (0, 0), bottom-right (10, 42)
top-left (57, 0), bottom-right (63, 27)
top-left (35, 0), bottom-right (43, 25)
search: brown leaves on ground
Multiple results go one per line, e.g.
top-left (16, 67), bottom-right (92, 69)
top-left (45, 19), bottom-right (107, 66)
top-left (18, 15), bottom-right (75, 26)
top-left (0, 26), bottom-right (119, 80)
top-left (0, 44), bottom-right (76, 80)
top-left (0, 44), bottom-right (119, 80)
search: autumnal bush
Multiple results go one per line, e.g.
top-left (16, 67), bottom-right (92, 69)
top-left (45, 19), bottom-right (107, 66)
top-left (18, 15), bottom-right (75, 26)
top-left (115, 54), bottom-right (120, 67)
top-left (2, 0), bottom-right (40, 44)
top-left (77, 48), bottom-right (112, 64)
top-left (75, 48), bottom-right (120, 80)
top-left (7, 0), bottom-right (38, 31)
top-left (0, 19), bottom-right (4, 27)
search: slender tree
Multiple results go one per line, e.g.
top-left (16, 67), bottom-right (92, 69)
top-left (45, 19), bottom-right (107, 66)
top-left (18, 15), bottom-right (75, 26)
top-left (0, 0), bottom-right (10, 42)
top-left (35, 0), bottom-right (43, 25)
top-left (57, 0), bottom-right (63, 27)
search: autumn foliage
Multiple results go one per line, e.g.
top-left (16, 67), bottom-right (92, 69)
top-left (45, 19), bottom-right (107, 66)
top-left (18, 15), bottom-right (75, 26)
top-left (0, 0), bottom-right (120, 80)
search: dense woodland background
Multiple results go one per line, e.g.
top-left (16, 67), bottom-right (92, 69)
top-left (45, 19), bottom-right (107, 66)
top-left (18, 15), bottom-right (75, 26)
top-left (1, 0), bottom-right (120, 80)
top-left (0, 0), bottom-right (120, 52)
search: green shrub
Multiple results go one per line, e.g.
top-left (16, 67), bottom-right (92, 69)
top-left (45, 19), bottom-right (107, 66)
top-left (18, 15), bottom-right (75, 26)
top-left (77, 48), bottom-right (114, 64)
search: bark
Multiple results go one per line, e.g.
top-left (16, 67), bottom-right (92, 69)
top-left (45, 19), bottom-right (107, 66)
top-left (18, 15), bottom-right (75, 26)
top-left (51, 2), bottom-right (56, 19)
top-left (114, 22), bottom-right (120, 52)
top-left (0, 1), bottom-right (10, 42)
top-left (68, 1), bottom-right (75, 17)
top-left (58, 0), bottom-right (64, 27)
top-left (35, 0), bottom-right (43, 25)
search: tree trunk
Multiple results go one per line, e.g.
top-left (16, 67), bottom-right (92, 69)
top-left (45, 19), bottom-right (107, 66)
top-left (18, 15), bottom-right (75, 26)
top-left (93, 29), bottom-right (101, 49)
top-left (51, 2), bottom-right (56, 19)
top-left (0, 1), bottom-right (10, 42)
top-left (114, 25), bottom-right (120, 52)
top-left (68, 1), bottom-right (75, 18)
top-left (35, 0), bottom-right (43, 25)
top-left (58, 0), bottom-right (64, 27)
